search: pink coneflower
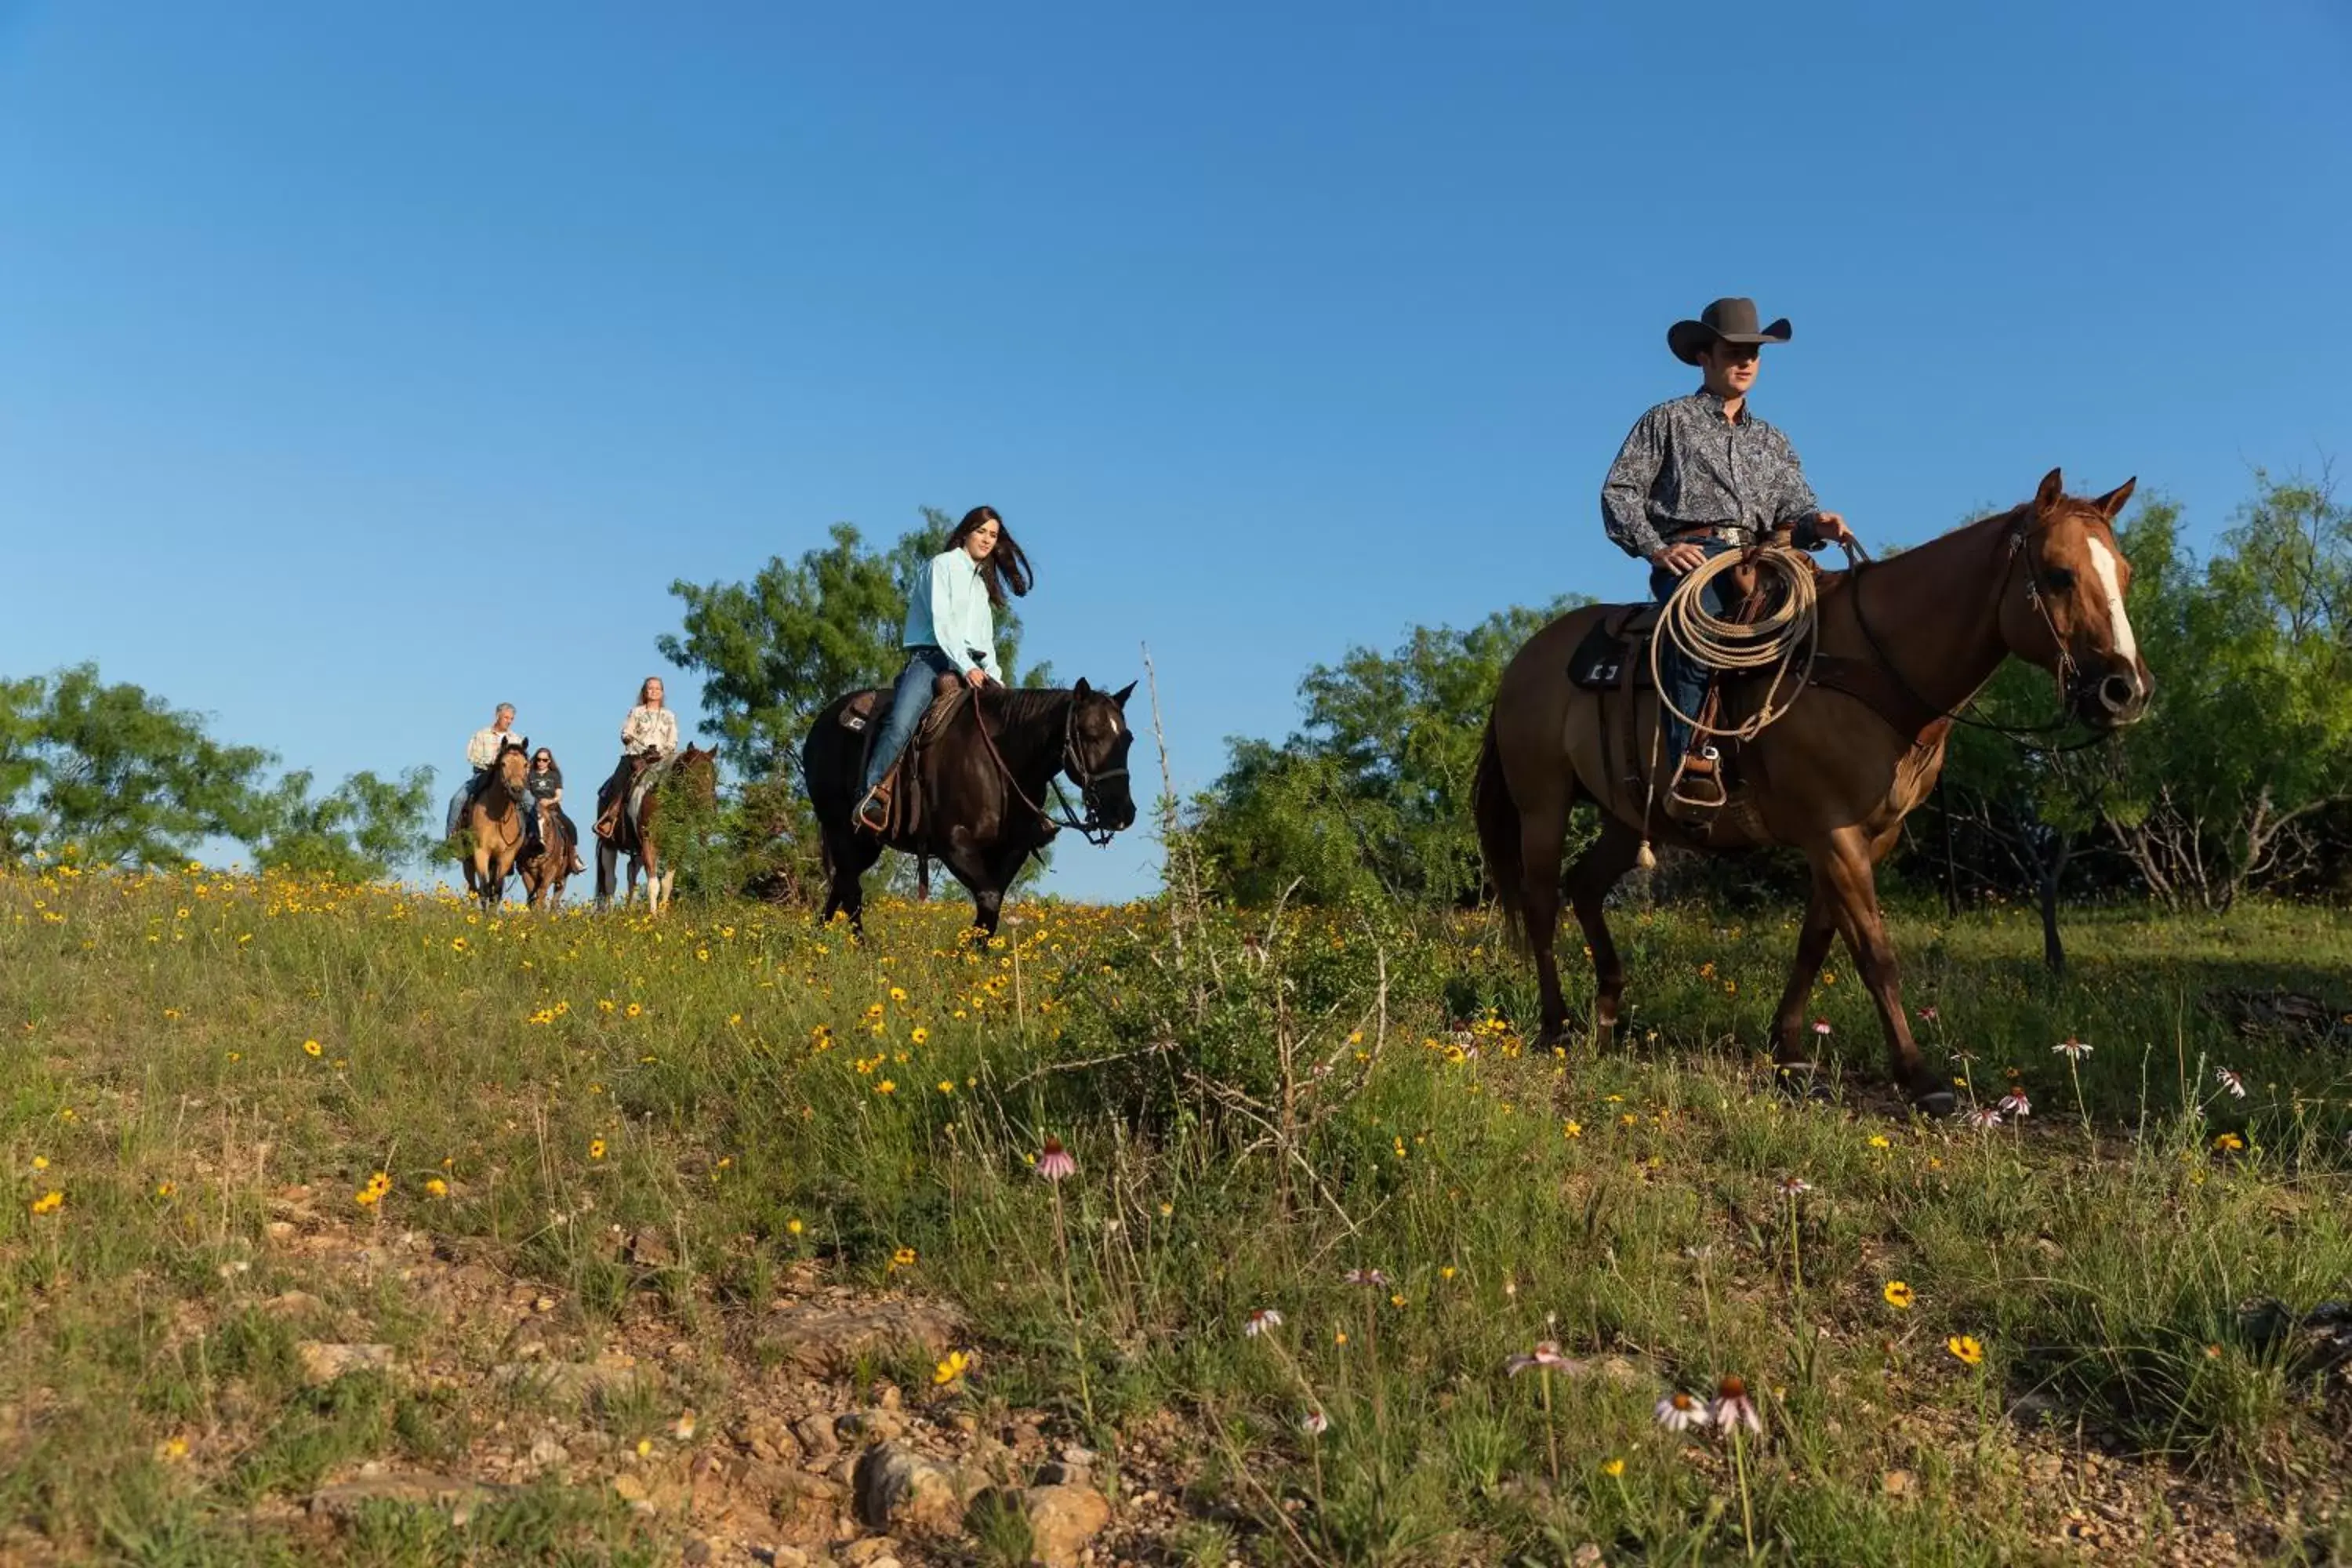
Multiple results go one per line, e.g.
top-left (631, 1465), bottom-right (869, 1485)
top-left (1998, 1089), bottom-right (2031, 1119)
top-left (1654, 1390), bottom-right (1711, 1432)
top-left (1300, 1407), bottom-right (1330, 1436)
top-left (1711, 1375), bottom-right (1762, 1435)
top-left (1811, 1018), bottom-right (1833, 1036)
top-left (1506, 1341), bottom-right (1575, 1376)
top-left (1964, 1106), bottom-right (2004, 1130)
top-left (1243, 1308), bottom-right (1283, 1338)
top-left (2053, 1036), bottom-right (2092, 1060)
top-left (1034, 1137), bottom-right (1077, 1182)
top-left (2214, 1067), bottom-right (2246, 1099)
top-left (1778, 1176), bottom-right (1813, 1198)
top-left (1343, 1267), bottom-right (1390, 1288)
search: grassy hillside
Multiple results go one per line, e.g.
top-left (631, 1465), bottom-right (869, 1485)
top-left (2, 869), bottom-right (2348, 1565)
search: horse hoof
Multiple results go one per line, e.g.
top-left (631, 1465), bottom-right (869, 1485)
top-left (1910, 1088), bottom-right (1958, 1120)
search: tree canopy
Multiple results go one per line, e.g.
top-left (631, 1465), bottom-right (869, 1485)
top-left (0, 664), bottom-right (433, 880)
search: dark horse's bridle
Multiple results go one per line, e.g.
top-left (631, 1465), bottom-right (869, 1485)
top-left (972, 691), bottom-right (1130, 847)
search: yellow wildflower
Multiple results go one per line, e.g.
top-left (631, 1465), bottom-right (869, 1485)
top-left (30, 1190), bottom-right (64, 1215)
top-left (932, 1349), bottom-right (973, 1385)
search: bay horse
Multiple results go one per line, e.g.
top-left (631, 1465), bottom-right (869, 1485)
top-left (595, 745), bottom-right (717, 917)
top-left (801, 679), bottom-right (1139, 936)
top-left (1474, 470), bottom-right (2151, 1112)
top-left (462, 739), bottom-right (532, 911)
top-left (516, 800), bottom-right (576, 911)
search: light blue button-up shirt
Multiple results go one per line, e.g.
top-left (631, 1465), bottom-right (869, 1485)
top-left (902, 550), bottom-right (1000, 679)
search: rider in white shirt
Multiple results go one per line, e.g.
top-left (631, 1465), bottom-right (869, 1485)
top-left (446, 702), bottom-right (517, 838)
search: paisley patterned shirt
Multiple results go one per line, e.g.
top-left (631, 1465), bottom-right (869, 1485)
top-left (1599, 390), bottom-right (1826, 560)
top-left (620, 705), bottom-right (679, 758)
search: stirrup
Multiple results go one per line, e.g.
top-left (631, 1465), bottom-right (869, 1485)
top-left (855, 784), bottom-right (892, 833)
top-left (1668, 746), bottom-right (1728, 812)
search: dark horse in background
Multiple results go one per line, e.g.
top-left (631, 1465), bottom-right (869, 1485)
top-left (596, 744), bottom-right (718, 917)
top-left (1474, 470), bottom-right (2151, 1112)
top-left (801, 679), bottom-right (1140, 935)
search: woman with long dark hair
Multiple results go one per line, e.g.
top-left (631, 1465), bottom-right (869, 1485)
top-left (855, 506), bottom-right (1033, 832)
top-left (527, 746), bottom-right (588, 876)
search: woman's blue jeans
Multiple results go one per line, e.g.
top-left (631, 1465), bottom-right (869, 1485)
top-left (862, 647), bottom-right (957, 792)
top-left (1647, 539), bottom-right (1740, 762)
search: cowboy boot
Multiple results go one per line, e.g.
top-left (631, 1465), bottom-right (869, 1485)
top-left (1665, 745), bottom-right (1728, 820)
top-left (855, 780), bottom-right (892, 834)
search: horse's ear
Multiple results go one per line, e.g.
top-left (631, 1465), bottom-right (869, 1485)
top-left (1073, 677), bottom-right (1092, 698)
top-left (1112, 681), bottom-right (1136, 709)
top-left (2092, 477), bottom-right (2137, 520)
top-left (2034, 468), bottom-right (2067, 515)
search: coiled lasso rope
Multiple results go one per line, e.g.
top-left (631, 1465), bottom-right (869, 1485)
top-left (1637, 542), bottom-right (1822, 868)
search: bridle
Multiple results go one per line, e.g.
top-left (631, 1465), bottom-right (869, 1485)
top-left (972, 691), bottom-right (1132, 847)
top-left (1848, 512), bottom-right (2122, 755)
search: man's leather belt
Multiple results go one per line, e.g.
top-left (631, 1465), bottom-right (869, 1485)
top-left (1668, 524), bottom-right (1758, 545)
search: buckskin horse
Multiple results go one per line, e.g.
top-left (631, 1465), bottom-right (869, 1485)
top-left (595, 745), bottom-right (717, 917)
top-left (462, 739), bottom-right (532, 911)
top-left (801, 679), bottom-right (1139, 936)
top-left (1473, 470), bottom-right (2150, 1113)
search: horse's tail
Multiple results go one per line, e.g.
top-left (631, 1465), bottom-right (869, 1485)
top-left (1472, 711), bottom-right (1528, 953)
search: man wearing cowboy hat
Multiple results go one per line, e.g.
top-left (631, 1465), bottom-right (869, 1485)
top-left (1600, 296), bottom-right (1854, 802)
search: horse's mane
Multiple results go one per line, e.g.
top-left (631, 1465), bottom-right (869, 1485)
top-left (985, 687), bottom-right (1076, 728)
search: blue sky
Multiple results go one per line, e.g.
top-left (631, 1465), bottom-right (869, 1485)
top-left (4, 1), bottom-right (2347, 901)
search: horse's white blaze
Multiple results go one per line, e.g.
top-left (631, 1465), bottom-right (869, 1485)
top-left (2085, 538), bottom-right (2138, 663)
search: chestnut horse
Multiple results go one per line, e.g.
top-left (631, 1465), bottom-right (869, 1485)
top-left (462, 739), bottom-right (532, 910)
top-left (595, 745), bottom-right (718, 917)
top-left (1474, 470), bottom-right (2151, 1112)
top-left (516, 800), bottom-right (576, 911)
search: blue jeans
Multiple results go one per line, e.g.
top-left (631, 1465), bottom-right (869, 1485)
top-left (445, 768), bottom-right (487, 837)
top-left (862, 647), bottom-right (958, 793)
top-left (1649, 539), bottom-right (1740, 763)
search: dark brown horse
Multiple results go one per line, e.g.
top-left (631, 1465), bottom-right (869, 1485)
top-left (1474, 470), bottom-right (2151, 1112)
top-left (595, 745), bottom-right (717, 916)
top-left (461, 739), bottom-right (532, 910)
top-left (801, 680), bottom-right (1139, 935)
top-left (517, 800), bottom-right (577, 911)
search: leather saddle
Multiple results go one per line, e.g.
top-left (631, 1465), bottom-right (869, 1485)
top-left (843, 677), bottom-right (973, 838)
top-left (1568, 572), bottom-right (1947, 823)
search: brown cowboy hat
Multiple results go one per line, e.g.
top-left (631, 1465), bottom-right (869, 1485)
top-left (1667, 297), bottom-right (1793, 366)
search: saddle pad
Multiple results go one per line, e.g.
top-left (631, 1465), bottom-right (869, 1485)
top-left (1568, 608), bottom-right (1657, 691)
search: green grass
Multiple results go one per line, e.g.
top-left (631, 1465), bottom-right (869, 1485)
top-left (2, 867), bottom-right (2349, 1563)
